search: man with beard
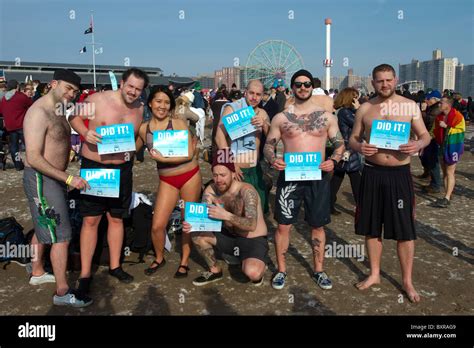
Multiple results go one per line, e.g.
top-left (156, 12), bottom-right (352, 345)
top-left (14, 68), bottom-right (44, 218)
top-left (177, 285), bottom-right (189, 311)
top-left (215, 79), bottom-right (271, 214)
top-left (349, 64), bottom-right (430, 302)
top-left (264, 69), bottom-right (345, 290)
top-left (69, 68), bottom-right (149, 296)
top-left (23, 69), bottom-right (92, 307)
top-left (183, 156), bottom-right (269, 286)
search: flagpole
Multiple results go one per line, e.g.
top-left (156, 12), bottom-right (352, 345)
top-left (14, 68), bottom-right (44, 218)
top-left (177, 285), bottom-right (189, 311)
top-left (91, 11), bottom-right (97, 90)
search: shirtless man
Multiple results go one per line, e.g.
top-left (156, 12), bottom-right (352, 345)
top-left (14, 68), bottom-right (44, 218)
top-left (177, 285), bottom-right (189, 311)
top-left (349, 64), bottom-right (430, 302)
top-left (215, 79), bottom-right (271, 214)
top-left (264, 69), bottom-right (345, 290)
top-left (182, 157), bottom-right (269, 286)
top-left (69, 68), bottom-right (149, 294)
top-left (23, 69), bottom-right (92, 307)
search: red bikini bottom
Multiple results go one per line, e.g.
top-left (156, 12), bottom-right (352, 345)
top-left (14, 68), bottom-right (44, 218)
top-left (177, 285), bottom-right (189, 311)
top-left (159, 166), bottom-right (200, 190)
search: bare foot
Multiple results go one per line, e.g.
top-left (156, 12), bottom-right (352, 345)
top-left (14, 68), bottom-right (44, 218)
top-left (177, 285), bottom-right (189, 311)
top-left (355, 275), bottom-right (380, 290)
top-left (403, 283), bottom-right (421, 303)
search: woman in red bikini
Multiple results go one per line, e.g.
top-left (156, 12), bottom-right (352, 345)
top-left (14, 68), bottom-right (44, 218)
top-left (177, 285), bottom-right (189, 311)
top-left (136, 86), bottom-right (202, 278)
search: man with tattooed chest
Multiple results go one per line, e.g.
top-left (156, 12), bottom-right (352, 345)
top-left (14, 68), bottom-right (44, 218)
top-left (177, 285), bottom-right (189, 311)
top-left (264, 69), bottom-right (345, 290)
top-left (182, 155), bottom-right (269, 286)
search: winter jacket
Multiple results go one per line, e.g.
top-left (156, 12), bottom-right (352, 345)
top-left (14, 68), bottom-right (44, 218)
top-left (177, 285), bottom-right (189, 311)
top-left (0, 90), bottom-right (33, 131)
top-left (336, 107), bottom-right (362, 173)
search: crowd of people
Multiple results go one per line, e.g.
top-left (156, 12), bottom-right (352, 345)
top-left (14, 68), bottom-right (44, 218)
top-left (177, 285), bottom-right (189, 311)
top-left (0, 63), bottom-right (468, 308)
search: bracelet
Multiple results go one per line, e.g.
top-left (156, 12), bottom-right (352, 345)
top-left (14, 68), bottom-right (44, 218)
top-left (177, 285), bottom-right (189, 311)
top-left (66, 175), bottom-right (74, 186)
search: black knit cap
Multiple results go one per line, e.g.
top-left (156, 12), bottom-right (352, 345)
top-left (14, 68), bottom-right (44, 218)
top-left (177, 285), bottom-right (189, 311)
top-left (53, 69), bottom-right (81, 89)
top-left (291, 69), bottom-right (314, 88)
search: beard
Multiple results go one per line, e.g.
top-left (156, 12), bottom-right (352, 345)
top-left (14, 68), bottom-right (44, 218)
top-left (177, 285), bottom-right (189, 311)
top-left (294, 91), bottom-right (312, 102)
top-left (377, 88), bottom-right (395, 99)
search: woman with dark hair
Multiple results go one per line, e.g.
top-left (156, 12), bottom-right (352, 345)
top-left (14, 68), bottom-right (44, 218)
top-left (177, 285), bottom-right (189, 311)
top-left (136, 86), bottom-right (202, 278)
top-left (330, 87), bottom-right (362, 215)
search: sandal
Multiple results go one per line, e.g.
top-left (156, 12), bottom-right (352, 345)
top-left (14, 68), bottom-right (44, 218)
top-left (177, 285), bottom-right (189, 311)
top-left (174, 265), bottom-right (190, 278)
top-left (144, 258), bottom-right (166, 276)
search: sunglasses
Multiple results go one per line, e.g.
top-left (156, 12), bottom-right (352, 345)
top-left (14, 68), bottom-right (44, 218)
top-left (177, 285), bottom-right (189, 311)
top-left (294, 81), bottom-right (312, 88)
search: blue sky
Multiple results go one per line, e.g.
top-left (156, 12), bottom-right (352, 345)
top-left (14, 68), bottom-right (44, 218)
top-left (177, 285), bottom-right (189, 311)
top-left (0, 0), bottom-right (473, 78)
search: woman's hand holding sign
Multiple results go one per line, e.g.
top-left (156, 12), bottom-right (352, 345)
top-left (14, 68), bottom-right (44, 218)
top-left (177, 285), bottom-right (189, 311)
top-left (149, 148), bottom-right (165, 161)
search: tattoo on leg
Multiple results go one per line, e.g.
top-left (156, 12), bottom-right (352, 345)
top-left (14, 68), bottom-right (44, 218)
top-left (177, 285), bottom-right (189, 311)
top-left (311, 238), bottom-right (321, 259)
top-left (196, 245), bottom-right (217, 268)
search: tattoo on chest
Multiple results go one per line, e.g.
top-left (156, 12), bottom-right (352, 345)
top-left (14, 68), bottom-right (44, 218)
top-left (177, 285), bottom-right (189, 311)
top-left (282, 111), bottom-right (327, 132)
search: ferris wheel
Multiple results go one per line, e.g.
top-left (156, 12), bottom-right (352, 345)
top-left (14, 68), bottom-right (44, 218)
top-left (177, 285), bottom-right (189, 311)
top-left (245, 40), bottom-right (305, 89)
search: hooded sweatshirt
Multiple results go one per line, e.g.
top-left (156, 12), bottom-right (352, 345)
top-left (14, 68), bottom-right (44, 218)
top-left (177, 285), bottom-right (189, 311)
top-left (0, 90), bottom-right (33, 131)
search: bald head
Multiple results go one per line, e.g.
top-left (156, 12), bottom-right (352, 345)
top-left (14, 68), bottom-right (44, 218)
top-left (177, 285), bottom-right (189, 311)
top-left (246, 79), bottom-right (264, 92)
top-left (245, 79), bottom-right (264, 108)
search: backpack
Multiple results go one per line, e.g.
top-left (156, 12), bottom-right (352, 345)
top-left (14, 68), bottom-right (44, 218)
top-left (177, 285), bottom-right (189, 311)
top-left (125, 201), bottom-right (154, 263)
top-left (0, 217), bottom-right (29, 267)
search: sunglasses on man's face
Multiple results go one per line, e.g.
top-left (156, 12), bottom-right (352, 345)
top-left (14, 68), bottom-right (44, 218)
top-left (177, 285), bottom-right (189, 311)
top-left (294, 81), bottom-right (312, 88)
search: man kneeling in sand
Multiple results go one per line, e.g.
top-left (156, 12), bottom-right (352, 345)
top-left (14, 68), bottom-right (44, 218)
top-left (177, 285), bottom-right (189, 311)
top-left (182, 150), bottom-right (269, 286)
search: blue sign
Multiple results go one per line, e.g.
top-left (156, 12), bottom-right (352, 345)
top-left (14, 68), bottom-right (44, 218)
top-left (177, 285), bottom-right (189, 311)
top-left (153, 130), bottom-right (188, 157)
top-left (222, 106), bottom-right (257, 141)
top-left (370, 120), bottom-right (411, 150)
top-left (184, 202), bottom-right (222, 232)
top-left (80, 169), bottom-right (120, 198)
top-left (284, 152), bottom-right (322, 181)
top-left (96, 123), bottom-right (135, 155)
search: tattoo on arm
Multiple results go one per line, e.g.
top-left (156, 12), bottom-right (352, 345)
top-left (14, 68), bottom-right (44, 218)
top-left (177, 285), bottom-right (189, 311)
top-left (264, 138), bottom-right (277, 164)
top-left (330, 131), bottom-right (345, 161)
top-left (329, 131), bottom-right (344, 149)
top-left (228, 188), bottom-right (258, 232)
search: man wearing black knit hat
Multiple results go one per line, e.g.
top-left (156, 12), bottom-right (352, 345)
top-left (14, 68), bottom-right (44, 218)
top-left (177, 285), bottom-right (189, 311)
top-left (182, 148), bottom-right (269, 286)
top-left (264, 69), bottom-right (345, 291)
top-left (23, 68), bottom-right (93, 307)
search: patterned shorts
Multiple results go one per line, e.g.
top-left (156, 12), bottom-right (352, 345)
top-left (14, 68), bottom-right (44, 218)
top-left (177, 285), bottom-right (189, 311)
top-left (23, 167), bottom-right (72, 244)
top-left (274, 171), bottom-right (331, 228)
